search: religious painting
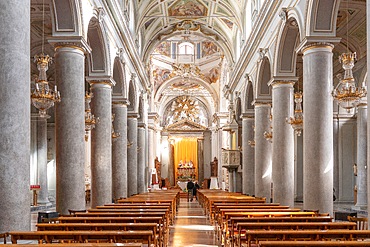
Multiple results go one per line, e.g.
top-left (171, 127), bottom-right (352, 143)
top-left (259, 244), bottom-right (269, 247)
top-left (206, 67), bottom-right (220, 84)
top-left (202, 41), bottom-right (218, 57)
top-left (170, 79), bottom-right (200, 90)
top-left (154, 41), bottom-right (171, 57)
top-left (169, 0), bottom-right (207, 18)
top-left (221, 18), bottom-right (234, 29)
top-left (153, 67), bottom-right (172, 90)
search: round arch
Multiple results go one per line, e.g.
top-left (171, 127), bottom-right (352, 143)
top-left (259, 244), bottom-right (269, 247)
top-left (255, 56), bottom-right (272, 101)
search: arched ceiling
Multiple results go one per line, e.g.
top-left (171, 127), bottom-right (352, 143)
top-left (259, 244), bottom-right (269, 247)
top-left (136, 0), bottom-right (245, 118)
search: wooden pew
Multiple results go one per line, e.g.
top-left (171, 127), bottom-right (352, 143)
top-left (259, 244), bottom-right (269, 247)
top-left (228, 216), bottom-right (333, 247)
top-left (56, 216), bottom-right (165, 247)
top-left (235, 222), bottom-right (356, 247)
top-left (37, 223), bottom-right (158, 247)
top-left (2, 244), bottom-right (141, 247)
top-left (240, 229), bottom-right (370, 247)
top-left (9, 230), bottom-right (153, 246)
top-left (258, 240), bottom-right (370, 246)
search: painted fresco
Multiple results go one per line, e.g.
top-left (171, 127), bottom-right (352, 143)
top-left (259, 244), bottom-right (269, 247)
top-left (202, 41), bottom-right (218, 57)
top-left (206, 67), bottom-right (220, 84)
top-left (153, 67), bottom-right (172, 90)
top-left (171, 80), bottom-right (200, 90)
top-left (154, 41), bottom-right (171, 57)
top-left (169, 0), bottom-right (207, 17)
top-left (221, 18), bottom-right (234, 29)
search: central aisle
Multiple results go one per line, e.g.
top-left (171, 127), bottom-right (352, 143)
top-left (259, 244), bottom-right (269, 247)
top-left (168, 198), bottom-right (219, 247)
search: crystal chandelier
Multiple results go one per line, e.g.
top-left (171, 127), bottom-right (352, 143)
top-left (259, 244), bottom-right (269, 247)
top-left (287, 92), bottom-right (303, 136)
top-left (112, 114), bottom-right (120, 139)
top-left (332, 1), bottom-right (366, 112)
top-left (85, 92), bottom-right (98, 141)
top-left (31, 0), bottom-right (61, 118)
top-left (332, 52), bottom-right (366, 112)
top-left (264, 112), bottom-right (273, 143)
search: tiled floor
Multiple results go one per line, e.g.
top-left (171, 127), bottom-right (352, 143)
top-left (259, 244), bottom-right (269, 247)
top-left (168, 198), bottom-right (219, 247)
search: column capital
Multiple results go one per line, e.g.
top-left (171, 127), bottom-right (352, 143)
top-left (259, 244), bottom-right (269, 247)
top-left (138, 122), bottom-right (146, 129)
top-left (87, 77), bottom-right (116, 88)
top-left (49, 36), bottom-right (92, 54)
top-left (128, 112), bottom-right (139, 119)
top-left (301, 42), bottom-right (334, 54)
top-left (112, 99), bottom-right (130, 107)
top-left (241, 113), bottom-right (255, 120)
top-left (268, 77), bottom-right (298, 88)
top-left (357, 102), bottom-right (367, 108)
top-left (252, 100), bottom-right (271, 107)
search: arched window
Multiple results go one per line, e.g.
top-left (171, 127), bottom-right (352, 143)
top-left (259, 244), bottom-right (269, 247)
top-left (178, 42), bottom-right (194, 55)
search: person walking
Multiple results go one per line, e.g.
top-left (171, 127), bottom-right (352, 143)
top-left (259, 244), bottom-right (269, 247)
top-left (187, 179), bottom-right (195, 201)
top-left (193, 181), bottom-right (200, 201)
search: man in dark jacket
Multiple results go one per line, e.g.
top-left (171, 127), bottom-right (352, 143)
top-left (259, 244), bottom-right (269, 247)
top-left (187, 180), bottom-right (194, 201)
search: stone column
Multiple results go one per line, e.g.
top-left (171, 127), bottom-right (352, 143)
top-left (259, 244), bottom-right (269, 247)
top-left (302, 43), bottom-right (334, 215)
top-left (37, 117), bottom-right (50, 204)
top-left (127, 113), bottom-right (138, 196)
top-left (271, 81), bottom-right (295, 207)
top-left (112, 100), bottom-right (129, 200)
top-left (254, 103), bottom-right (272, 202)
top-left (241, 114), bottom-right (255, 195)
top-left (90, 80), bottom-right (113, 208)
top-left (137, 122), bottom-right (146, 193)
top-left (168, 139), bottom-right (175, 186)
top-left (197, 137), bottom-right (205, 184)
top-left (0, 0), bottom-right (30, 232)
top-left (356, 103), bottom-right (367, 208)
top-left (367, 0), bottom-right (370, 226)
top-left (52, 40), bottom-right (89, 215)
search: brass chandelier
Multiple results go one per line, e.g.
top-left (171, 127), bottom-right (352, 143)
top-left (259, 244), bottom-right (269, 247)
top-left (84, 92), bottom-right (98, 141)
top-left (332, 1), bottom-right (366, 111)
top-left (332, 52), bottom-right (366, 112)
top-left (31, 0), bottom-right (60, 118)
top-left (287, 92), bottom-right (303, 136)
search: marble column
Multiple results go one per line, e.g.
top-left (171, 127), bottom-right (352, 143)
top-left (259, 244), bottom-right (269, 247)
top-left (197, 138), bottom-right (205, 184)
top-left (271, 81), bottom-right (295, 207)
top-left (53, 42), bottom-right (88, 215)
top-left (137, 122), bottom-right (146, 193)
top-left (368, 0), bottom-right (370, 226)
top-left (254, 103), bottom-right (272, 202)
top-left (37, 117), bottom-right (50, 204)
top-left (90, 80), bottom-right (113, 207)
top-left (356, 103), bottom-right (367, 208)
top-left (112, 101), bottom-right (129, 200)
top-left (127, 113), bottom-right (138, 196)
top-left (241, 114), bottom-right (255, 195)
top-left (302, 43), bottom-right (334, 215)
top-left (0, 0), bottom-right (30, 232)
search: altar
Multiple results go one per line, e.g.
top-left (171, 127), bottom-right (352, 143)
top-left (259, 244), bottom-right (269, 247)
top-left (177, 181), bottom-right (188, 191)
top-left (177, 167), bottom-right (196, 182)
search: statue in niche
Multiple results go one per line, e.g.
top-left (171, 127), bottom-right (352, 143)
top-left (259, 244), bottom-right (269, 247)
top-left (211, 157), bottom-right (218, 177)
top-left (155, 157), bottom-right (161, 183)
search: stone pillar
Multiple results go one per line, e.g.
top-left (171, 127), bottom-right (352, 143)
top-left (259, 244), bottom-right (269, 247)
top-left (53, 41), bottom-right (89, 215)
top-left (0, 0), bottom-right (30, 231)
top-left (198, 137), bottom-right (205, 184)
top-left (302, 43), bottom-right (334, 215)
top-left (160, 134), bottom-right (169, 180)
top-left (356, 103), bottom-right (367, 208)
top-left (112, 100), bottom-right (129, 200)
top-left (271, 81), bottom-right (295, 207)
top-left (137, 122), bottom-right (146, 193)
top-left (241, 114), bottom-right (255, 195)
top-left (168, 139), bottom-right (175, 186)
top-left (127, 113), bottom-right (138, 196)
top-left (254, 103), bottom-right (272, 202)
top-left (37, 117), bottom-right (50, 204)
top-left (367, 0), bottom-right (370, 226)
top-left (90, 80), bottom-right (113, 208)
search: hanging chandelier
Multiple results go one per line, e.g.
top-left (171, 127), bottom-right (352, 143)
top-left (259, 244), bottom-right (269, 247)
top-left (263, 112), bottom-right (273, 143)
top-left (332, 52), bottom-right (366, 112)
top-left (31, 0), bottom-right (60, 118)
top-left (287, 92), bottom-right (303, 136)
top-left (112, 114), bottom-right (120, 139)
top-left (85, 92), bottom-right (98, 141)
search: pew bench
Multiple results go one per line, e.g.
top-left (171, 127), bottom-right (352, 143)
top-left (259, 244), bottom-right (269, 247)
top-left (239, 229), bottom-right (370, 247)
top-left (235, 222), bottom-right (357, 247)
top-left (257, 240), bottom-right (370, 247)
top-left (9, 230), bottom-right (153, 246)
top-left (37, 223), bottom-right (158, 247)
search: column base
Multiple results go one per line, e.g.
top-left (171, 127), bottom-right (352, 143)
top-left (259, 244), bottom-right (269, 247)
top-left (352, 205), bottom-right (368, 210)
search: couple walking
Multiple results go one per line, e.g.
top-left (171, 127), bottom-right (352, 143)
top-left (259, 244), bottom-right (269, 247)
top-left (186, 179), bottom-right (200, 202)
